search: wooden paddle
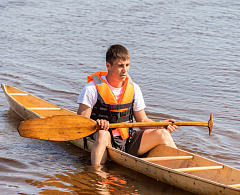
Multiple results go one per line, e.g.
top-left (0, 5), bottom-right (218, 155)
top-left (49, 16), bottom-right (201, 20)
top-left (17, 113), bottom-right (213, 141)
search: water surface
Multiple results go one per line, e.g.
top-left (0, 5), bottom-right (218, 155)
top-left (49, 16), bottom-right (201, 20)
top-left (0, 0), bottom-right (239, 194)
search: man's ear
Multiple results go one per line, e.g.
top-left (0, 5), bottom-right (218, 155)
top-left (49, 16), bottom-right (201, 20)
top-left (106, 62), bottom-right (111, 70)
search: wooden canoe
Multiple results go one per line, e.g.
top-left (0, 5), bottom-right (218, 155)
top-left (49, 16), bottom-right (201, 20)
top-left (1, 83), bottom-right (240, 195)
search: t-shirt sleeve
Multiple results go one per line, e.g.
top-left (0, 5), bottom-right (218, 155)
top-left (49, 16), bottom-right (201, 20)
top-left (133, 83), bottom-right (146, 111)
top-left (77, 81), bottom-right (98, 108)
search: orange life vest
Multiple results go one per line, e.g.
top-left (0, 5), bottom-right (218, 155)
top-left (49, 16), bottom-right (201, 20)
top-left (88, 71), bottom-right (135, 140)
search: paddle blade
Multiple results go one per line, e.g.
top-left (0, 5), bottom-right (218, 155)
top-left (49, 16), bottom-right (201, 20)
top-left (17, 115), bottom-right (98, 141)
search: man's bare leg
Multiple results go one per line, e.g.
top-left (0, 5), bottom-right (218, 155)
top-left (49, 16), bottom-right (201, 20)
top-left (91, 130), bottom-right (111, 166)
top-left (137, 128), bottom-right (177, 156)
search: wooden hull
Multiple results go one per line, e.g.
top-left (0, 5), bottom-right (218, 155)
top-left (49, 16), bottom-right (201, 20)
top-left (2, 83), bottom-right (240, 195)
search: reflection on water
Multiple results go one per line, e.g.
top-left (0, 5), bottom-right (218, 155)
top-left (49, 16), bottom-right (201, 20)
top-left (25, 163), bottom-right (194, 195)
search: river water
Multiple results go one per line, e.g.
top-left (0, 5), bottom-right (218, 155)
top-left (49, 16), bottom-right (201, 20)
top-left (0, 0), bottom-right (239, 194)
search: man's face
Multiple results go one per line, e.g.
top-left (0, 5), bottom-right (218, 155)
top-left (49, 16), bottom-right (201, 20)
top-left (106, 58), bottom-right (130, 82)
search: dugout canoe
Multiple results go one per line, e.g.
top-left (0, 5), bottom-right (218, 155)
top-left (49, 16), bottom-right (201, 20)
top-left (1, 83), bottom-right (240, 195)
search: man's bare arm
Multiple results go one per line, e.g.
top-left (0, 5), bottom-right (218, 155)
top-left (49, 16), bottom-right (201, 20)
top-left (77, 103), bottom-right (92, 118)
top-left (133, 109), bottom-right (154, 130)
top-left (77, 103), bottom-right (109, 130)
top-left (133, 109), bottom-right (178, 132)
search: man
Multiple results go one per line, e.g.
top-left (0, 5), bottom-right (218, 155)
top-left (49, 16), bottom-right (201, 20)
top-left (77, 44), bottom-right (177, 166)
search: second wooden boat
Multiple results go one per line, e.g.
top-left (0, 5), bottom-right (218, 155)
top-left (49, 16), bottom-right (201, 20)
top-left (2, 83), bottom-right (240, 195)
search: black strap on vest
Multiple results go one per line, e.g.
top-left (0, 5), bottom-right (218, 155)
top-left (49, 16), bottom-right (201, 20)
top-left (83, 137), bottom-right (88, 151)
top-left (91, 99), bottom-right (134, 124)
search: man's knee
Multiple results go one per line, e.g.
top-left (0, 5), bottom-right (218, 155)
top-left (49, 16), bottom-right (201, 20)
top-left (94, 130), bottom-right (111, 142)
top-left (156, 129), bottom-right (172, 140)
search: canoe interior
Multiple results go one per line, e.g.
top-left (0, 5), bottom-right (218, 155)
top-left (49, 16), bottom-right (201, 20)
top-left (146, 145), bottom-right (240, 186)
top-left (2, 83), bottom-right (240, 194)
top-left (2, 84), bottom-right (76, 119)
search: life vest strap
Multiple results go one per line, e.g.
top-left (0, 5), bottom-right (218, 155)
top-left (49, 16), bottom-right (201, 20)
top-left (91, 99), bottom-right (134, 123)
top-left (108, 102), bottom-right (133, 110)
top-left (91, 109), bottom-right (133, 123)
top-left (111, 108), bottom-right (133, 123)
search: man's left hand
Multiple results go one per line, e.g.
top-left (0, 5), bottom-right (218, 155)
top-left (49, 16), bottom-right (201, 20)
top-left (162, 119), bottom-right (178, 133)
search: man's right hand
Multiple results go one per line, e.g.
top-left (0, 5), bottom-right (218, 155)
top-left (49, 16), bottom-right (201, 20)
top-left (96, 119), bottom-right (109, 131)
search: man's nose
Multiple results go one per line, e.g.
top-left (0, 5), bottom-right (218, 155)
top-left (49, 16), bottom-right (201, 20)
top-left (123, 66), bottom-right (128, 72)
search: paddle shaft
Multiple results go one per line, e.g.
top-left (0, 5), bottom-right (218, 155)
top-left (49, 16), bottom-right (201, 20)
top-left (109, 113), bottom-right (213, 135)
top-left (109, 121), bottom-right (208, 128)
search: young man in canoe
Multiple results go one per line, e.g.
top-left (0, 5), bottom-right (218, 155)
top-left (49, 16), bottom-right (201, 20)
top-left (77, 44), bottom-right (178, 166)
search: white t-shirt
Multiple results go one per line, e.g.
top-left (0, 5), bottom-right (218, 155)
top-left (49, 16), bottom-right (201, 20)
top-left (77, 76), bottom-right (146, 136)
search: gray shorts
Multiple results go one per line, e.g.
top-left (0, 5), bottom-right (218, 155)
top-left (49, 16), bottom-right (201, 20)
top-left (113, 130), bottom-right (145, 157)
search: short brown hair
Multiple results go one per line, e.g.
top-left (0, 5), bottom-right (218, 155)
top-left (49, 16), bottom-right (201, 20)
top-left (106, 44), bottom-right (130, 65)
